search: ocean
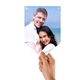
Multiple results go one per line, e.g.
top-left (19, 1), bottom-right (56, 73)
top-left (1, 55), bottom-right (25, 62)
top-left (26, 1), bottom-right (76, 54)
top-left (50, 28), bottom-right (61, 44)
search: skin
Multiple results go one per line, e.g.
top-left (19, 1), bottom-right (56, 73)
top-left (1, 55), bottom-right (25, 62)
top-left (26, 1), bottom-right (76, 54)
top-left (39, 31), bottom-right (51, 46)
top-left (33, 12), bottom-right (47, 28)
top-left (25, 42), bottom-right (36, 52)
top-left (39, 52), bottom-right (55, 80)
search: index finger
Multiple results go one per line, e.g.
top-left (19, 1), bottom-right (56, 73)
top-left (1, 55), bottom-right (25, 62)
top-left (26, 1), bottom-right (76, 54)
top-left (47, 53), bottom-right (55, 64)
top-left (40, 52), bottom-right (48, 64)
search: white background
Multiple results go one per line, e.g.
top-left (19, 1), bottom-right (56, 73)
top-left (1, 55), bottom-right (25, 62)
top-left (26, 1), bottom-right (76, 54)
top-left (0, 0), bottom-right (80, 80)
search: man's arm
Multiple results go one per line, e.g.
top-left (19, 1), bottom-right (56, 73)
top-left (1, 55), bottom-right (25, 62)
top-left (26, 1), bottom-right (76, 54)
top-left (25, 41), bottom-right (36, 52)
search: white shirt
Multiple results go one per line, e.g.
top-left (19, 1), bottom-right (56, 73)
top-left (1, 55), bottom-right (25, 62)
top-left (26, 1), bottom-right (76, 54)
top-left (24, 21), bottom-right (39, 45)
top-left (24, 21), bottom-right (42, 53)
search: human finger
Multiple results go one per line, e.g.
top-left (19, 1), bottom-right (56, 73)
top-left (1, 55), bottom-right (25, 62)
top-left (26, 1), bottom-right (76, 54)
top-left (40, 52), bottom-right (47, 64)
top-left (47, 53), bottom-right (55, 64)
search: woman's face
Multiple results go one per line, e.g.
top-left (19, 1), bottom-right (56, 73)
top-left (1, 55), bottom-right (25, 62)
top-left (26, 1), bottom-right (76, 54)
top-left (39, 31), bottom-right (51, 46)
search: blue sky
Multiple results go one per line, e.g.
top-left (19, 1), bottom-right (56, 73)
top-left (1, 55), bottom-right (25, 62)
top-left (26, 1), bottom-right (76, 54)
top-left (24, 6), bottom-right (61, 28)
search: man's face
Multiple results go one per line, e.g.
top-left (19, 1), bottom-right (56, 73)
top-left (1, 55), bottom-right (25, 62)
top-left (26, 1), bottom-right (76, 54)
top-left (33, 12), bottom-right (47, 28)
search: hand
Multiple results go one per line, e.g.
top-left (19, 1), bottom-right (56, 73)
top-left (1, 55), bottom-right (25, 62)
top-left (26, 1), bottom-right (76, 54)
top-left (39, 52), bottom-right (55, 80)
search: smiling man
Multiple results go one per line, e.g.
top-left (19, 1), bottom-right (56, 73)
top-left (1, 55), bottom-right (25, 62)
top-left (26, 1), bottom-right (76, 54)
top-left (24, 7), bottom-right (48, 53)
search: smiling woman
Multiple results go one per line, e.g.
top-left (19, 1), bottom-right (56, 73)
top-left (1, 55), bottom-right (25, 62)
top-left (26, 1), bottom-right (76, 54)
top-left (38, 25), bottom-right (57, 50)
top-left (39, 31), bottom-right (51, 46)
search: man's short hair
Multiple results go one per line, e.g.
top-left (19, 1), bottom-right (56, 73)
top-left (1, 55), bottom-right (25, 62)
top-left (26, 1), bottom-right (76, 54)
top-left (35, 7), bottom-right (48, 16)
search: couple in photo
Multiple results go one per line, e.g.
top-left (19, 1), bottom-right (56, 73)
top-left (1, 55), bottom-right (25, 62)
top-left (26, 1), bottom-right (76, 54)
top-left (24, 7), bottom-right (57, 54)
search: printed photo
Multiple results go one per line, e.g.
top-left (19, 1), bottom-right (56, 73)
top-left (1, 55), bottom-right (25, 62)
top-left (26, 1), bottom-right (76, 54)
top-left (24, 6), bottom-right (61, 54)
